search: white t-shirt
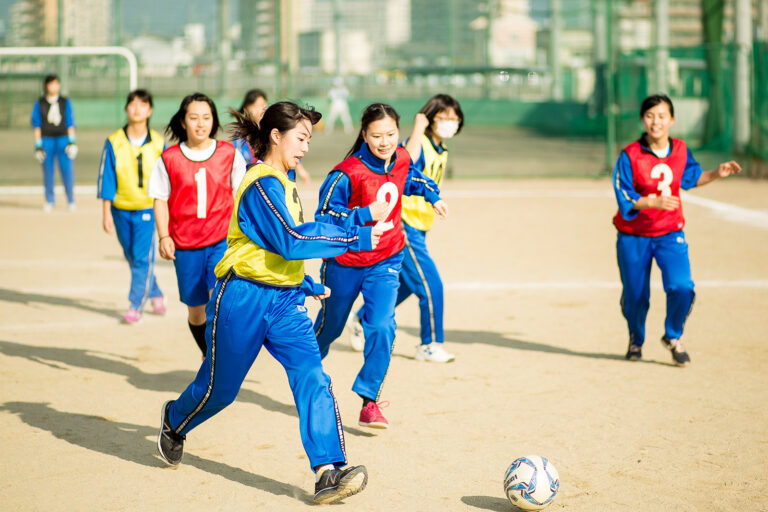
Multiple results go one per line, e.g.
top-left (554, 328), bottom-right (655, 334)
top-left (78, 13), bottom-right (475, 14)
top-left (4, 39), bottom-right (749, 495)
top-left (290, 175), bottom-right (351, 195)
top-left (147, 140), bottom-right (247, 201)
top-left (651, 144), bottom-right (670, 158)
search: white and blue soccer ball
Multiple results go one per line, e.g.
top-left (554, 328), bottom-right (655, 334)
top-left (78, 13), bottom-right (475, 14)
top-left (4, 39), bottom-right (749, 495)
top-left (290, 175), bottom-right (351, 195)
top-left (504, 455), bottom-right (560, 511)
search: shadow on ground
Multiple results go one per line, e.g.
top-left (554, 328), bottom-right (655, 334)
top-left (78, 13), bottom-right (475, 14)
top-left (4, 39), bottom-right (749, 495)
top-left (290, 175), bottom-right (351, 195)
top-left (0, 401), bottom-right (313, 503)
top-left (0, 287), bottom-right (118, 319)
top-left (0, 340), bottom-right (374, 438)
top-left (461, 495), bottom-right (516, 511)
top-left (396, 326), bottom-right (675, 367)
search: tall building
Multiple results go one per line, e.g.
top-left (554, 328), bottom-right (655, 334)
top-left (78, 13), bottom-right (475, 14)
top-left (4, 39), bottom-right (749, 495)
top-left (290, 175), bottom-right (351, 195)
top-left (62, 0), bottom-right (111, 46)
top-left (5, 0), bottom-right (110, 47)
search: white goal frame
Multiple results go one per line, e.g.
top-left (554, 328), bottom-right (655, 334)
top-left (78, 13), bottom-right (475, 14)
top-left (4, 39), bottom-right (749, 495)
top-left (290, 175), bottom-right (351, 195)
top-left (0, 46), bottom-right (138, 91)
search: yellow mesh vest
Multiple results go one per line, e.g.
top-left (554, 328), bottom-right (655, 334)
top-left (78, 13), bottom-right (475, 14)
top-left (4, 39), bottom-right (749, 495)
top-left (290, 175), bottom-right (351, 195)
top-left (109, 129), bottom-right (165, 210)
top-left (400, 134), bottom-right (448, 232)
top-left (214, 163), bottom-right (305, 286)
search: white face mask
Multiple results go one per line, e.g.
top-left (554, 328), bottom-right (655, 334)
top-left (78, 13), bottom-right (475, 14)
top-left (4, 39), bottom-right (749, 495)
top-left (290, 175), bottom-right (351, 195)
top-left (435, 120), bottom-right (458, 139)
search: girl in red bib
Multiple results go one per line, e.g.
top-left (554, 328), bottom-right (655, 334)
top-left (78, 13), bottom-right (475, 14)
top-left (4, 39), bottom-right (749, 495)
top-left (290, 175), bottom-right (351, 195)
top-left (148, 93), bottom-right (247, 357)
top-left (612, 94), bottom-right (741, 366)
top-left (313, 103), bottom-right (448, 429)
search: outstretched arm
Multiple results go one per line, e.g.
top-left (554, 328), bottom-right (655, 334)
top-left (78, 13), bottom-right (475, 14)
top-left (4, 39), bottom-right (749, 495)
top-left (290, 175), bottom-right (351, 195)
top-left (239, 176), bottom-right (379, 261)
top-left (403, 163), bottom-right (448, 218)
top-left (696, 161), bottom-right (742, 187)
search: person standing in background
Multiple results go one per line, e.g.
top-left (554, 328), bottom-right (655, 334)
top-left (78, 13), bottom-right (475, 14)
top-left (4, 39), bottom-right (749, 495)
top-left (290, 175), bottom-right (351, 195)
top-left (31, 74), bottom-right (78, 212)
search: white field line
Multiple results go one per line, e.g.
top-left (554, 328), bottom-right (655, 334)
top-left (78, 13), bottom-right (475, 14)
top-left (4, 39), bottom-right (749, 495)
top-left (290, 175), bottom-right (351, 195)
top-left (1, 186), bottom-right (766, 229)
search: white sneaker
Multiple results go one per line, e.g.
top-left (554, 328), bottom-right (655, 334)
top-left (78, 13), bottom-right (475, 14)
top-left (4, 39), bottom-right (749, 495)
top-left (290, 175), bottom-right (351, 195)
top-left (347, 315), bottom-right (364, 352)
top-left (67, 203), bottom-right (77, 212)
top-left (414, 343), bottom-right (455, 363)
top-left (43, 203), bottom-right (54, 213)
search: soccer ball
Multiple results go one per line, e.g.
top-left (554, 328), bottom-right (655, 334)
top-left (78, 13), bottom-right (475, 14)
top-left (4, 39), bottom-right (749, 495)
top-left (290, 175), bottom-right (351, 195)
top-left (503, 455), bottom-right (560, 510)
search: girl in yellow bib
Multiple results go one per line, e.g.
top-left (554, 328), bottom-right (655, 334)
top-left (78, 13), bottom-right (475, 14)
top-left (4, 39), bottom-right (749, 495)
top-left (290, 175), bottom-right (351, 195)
top-left (97, 89), bottom-right (166, 323)
top-left (156, 101), bottom-right (380, 505)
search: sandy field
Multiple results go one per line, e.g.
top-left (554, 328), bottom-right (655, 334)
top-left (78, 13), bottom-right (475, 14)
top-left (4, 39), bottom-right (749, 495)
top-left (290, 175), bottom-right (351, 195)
top-left (1, 177), bottom-right (767, 511)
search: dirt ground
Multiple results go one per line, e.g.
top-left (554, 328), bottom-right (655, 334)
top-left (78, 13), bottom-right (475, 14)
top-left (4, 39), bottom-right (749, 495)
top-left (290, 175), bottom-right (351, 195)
top-left (1, 177), bottom-right (767, 511)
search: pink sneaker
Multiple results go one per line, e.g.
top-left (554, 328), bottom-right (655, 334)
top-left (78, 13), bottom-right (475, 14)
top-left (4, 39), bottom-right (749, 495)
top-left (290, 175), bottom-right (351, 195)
top-left (358, 401), bottom-right (389, 429)
top-left (122, 308), bottom-right (141, 324)
top-left (150, 297), bottom-right (166, 315)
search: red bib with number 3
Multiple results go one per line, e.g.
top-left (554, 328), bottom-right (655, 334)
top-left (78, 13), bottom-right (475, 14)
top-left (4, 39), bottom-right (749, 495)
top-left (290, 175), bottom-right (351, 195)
top-left (334, 147), bottom-right (410, 267)
top-left (613, 138), bottom-right (687, 237)
top-left (163, 141), bottom-right (236, 249)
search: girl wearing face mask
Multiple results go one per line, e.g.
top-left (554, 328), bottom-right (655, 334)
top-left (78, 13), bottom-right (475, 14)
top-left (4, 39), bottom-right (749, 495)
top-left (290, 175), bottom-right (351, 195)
top-left (313, 103), bottom-right (449, 429)
top-left (613, 94), bottom-right (741, 366)
top-left (348, 94), bottom-right (464, 364)
top-left (147, 92), bottom-right (248, 357)
top-left (156, 102), bottom-right (378, 504)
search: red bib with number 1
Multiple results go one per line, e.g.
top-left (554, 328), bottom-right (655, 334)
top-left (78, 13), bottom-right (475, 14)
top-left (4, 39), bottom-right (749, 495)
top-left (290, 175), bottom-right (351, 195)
top-left (613, 138), bottom-right (687, 237)
top-left (334, 147), bottom-right (410, 267)
top-left (163, 141), bottom-right (236, 249)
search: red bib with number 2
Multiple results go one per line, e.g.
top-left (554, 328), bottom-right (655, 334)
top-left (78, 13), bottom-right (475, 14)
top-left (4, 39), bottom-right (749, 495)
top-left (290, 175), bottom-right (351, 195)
top-left (613, 138), bottom-right (687, 237)
top-left (334, 147), bottom-right (410, 267)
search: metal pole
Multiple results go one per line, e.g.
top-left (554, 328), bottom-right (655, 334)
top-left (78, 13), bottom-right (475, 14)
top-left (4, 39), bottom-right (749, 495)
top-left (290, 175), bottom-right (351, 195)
top-left (604, 0), bottom-right (617, 171)
top-left (333, 0), bottom-right (342, 77)
top-left (0, 47), bottom-right (139, 91)
top-left (654, 0), bottom-right (669, 93)
top-left (57, 0), bottom-right (67, 92)
top-left (549, 0), bottom-right (563, 100)
top-left (734, 0), bottom-right (752, 151)
top-left (218, 0), bottom-right (230, 98)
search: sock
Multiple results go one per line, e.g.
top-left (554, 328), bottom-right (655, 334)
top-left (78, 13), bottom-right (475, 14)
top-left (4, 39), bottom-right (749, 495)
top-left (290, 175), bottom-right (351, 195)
top-left (360, 395), bottom-right (373, 407)
top-left (188, 321), bottom-right (207, 356)
top-left (315, 464), bottom-right (335, 481)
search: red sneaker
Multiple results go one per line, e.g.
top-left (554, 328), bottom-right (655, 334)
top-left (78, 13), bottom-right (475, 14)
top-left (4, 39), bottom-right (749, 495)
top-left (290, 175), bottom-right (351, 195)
top-left (358, 401), bottom-right (389, 429)
top-left (150, 297), bottom-right (166, 315)
top-left (121, 308), bottom-right (141, 324)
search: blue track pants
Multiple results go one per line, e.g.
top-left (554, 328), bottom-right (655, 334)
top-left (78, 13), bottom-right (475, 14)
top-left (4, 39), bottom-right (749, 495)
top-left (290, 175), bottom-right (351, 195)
top-left (112, 207), bottom-right (162, 310)
top-left (41, 136), bottom-right (74, 205)
top-left (616, 230), bottom-right (695, 346)
top-left (167, 273), bottom-right (347, 469)
top-left (314, 252), bottom-right (403, 401)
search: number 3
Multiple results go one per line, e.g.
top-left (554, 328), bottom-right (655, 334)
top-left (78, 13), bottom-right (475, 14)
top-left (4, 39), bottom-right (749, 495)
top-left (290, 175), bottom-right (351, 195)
top-left (649, 163), bottom-right (673, 197)
top-left (374, 182), bottom-right (399, 232)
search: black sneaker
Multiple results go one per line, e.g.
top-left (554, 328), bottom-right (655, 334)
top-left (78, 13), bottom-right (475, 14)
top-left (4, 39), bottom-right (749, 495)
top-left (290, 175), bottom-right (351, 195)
top-left (313, 465), bottom-right (368, 505)
top-left (661, 336), bottom-right (691, 367)
top-left (157, 400), bottom-right (185, 466)
top-left (625, 343), bottom-right (643, 361)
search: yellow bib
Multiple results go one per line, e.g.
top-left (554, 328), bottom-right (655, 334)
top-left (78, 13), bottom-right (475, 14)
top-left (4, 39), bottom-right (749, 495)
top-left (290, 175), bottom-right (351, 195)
top-left (109, 128), bottom-right (165, 210)
top-left (215, 163), bottom-right (305, 286)
top-left (401, 134), bottom-right (448, 232)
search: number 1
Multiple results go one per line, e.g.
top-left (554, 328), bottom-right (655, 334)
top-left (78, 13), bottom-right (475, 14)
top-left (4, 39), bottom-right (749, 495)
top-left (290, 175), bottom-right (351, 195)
top-left (194, 168), bottom-right (207, 218)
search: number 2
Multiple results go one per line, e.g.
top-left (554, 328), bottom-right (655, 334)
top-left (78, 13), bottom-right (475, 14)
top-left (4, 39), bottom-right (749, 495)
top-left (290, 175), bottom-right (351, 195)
top-left (374, 182), bottom-right (399, 232)
top-left (649, 163), bottom-right (673, 198)
top-left (194, 168), bottom-right (207, 218)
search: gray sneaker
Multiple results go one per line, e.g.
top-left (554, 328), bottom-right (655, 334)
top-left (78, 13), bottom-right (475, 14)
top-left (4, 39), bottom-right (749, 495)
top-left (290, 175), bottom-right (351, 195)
top-left (313, 465), bottom-right (368, 504)
top-left (157, 400), bottom-right (185, 466)
top-left (661, 336), bottom-right (691, 367)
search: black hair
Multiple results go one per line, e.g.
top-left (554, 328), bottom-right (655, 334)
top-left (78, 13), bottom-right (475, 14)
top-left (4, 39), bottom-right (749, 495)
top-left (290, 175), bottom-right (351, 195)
top-left (345, 103), bottom-right (400, 158)
top-left (238, 89), bottom-right (268, 114)
top-left (43, 74), bottom-right (59, 91)
top-left (420, 93), bottom-right (464, 139)
top-left (125, 89), bottom-right (153, 108)
top-left (230, 101), bottom-right (321, 161)
top-left (640, 94), bottom-right (674, 118)
top-left (165, 92), bottom-right (220, 143)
